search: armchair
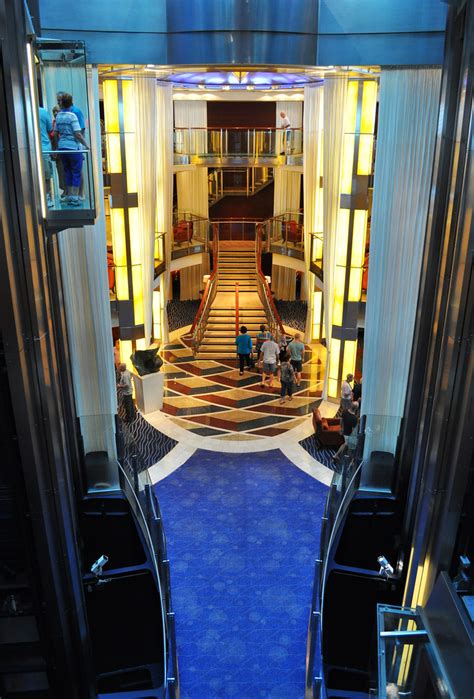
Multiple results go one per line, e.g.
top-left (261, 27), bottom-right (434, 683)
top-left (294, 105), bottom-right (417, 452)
top-left (312, 408), bottom-right (344, 448)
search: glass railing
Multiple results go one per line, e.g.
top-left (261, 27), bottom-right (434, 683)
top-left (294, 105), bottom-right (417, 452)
top-left (262, 211), bottom-right (305, 259)
top-left (174, 126), bottom-right (303, 159)
top-left (117, 457), bottom-right (180, 697)
top-left (154, 232), bottom-right (166, 277)
top-left (172, 211), bottom-right (210, 258)
top-left (309, 232), bottom-right (324, 277)
top-left (359, 414), bottom-right (402, 493)
top-left (41, 148), bottom-right (94, 212)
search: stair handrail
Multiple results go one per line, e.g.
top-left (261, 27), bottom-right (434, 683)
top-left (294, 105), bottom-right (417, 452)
top-left (191, 224), bottom-right (219, 355)
top-left (255, 223), bottom-right (286, 339)
top-left (235, 282), bottom-right (240, 336)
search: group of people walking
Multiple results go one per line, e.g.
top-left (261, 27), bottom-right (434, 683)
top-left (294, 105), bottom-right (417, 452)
top-left (236, 325), bottom-right (305, 404)
top-left (333, 373), bottom-right (363, 465)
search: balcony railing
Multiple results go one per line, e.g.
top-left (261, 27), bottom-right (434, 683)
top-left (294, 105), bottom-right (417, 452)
top-left (208, 166), bottom-right (273, 204)
top-left (256, 224), bottom-right (285, 338)
top-left (172, 211), bottom-right (210, 259)
top-left (262, 211), bottom-right (305, 260)
top-left (174, 126), bottom-right (303, 161)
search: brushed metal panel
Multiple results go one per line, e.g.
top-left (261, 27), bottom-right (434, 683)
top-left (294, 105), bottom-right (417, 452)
top-left (166, 0), bottom-right (318, 33)
top-left (39, 0), bottom-right (167, 32)
top-left (167, 31), bottom-right (318, 66)
top-left (318, 32), bottom-right (446, 67)
top-left (319, 0), bottom-right (447, 34)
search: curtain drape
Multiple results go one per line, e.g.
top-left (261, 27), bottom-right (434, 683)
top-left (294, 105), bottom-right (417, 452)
top-left (174, 101), bottom-right (208, 218)
top-left (303, 85), bottom-right (323, 321)
top-left (136, 75), bottom-right (157, 346)
top-left (274, 101), bottom-right (303, 215)
top-left (57, 68), bottom-right (117, 469)
top-left (322, 77), bottom-right (348, 399)
top-left (156, 82), bottom-right (174, 341)
top-left (362, 69), bottom-right (441, 457)
top-left (180, 264), bottom-right (204, 300)
top-left (271, 264), bottom-right (297, 300)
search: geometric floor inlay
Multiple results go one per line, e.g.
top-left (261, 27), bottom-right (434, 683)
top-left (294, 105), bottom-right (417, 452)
top-left (157, 336), bottom-right (325, 436)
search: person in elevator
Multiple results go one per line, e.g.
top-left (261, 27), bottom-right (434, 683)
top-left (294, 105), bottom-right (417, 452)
top-left (38, 106), bottom-right (53, 208)
top-left (235, 326), bottom-right (253, 376)
top-left (288, 333), bottom-right (305, 386)
top-left (53, 93), bottom-right (89, 207)
top-left (117, 363), bottom-right (135, 423)
top-left (279, 111), bottom-right (291, 154)
top-left (259, 334), bottom-right (280, 388)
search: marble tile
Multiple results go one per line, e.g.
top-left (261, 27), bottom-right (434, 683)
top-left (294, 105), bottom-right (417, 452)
top-left (198, 388), bottom-right (276, 409)
top-left (162, 396), bottom-right (229, 417)
top-left (186, 409), bottom-right (289, 432)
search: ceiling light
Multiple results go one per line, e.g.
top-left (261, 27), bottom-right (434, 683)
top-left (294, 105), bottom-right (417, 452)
top-left (222, 85), bottom-right (230, 91)
top-left (246, 85), bottom-right (254, 91)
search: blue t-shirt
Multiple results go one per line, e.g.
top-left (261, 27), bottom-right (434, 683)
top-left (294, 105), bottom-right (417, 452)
top-left (54, 109), bottom-right (81, 150)
top-left (71, 104), bottom-right (85, 130)
top-left (288, 340), bottom-right (305, 361)
top-left (235, 333), bottom-right (252, 354)
top-left (39, 107), bottom-right (52, 152)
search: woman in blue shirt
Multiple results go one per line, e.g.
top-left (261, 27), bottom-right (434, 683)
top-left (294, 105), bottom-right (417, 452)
top-left (235, 326), bottom-right (253, 375)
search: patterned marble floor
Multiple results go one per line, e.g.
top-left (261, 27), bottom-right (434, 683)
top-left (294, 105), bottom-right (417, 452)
top-left (158, 336), bottom-right (325, 439)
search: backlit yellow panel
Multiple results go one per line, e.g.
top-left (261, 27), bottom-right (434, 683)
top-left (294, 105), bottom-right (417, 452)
top-left (120, 340), bottom-right (133, 370)
top-left (136, 338), bottom-right (147, 350)
top-left (357, 134), bottom-right (374, 175)
top-left (348, 268), bottom-right (363, 302)
top-left (116, 267), bottom-right (129, 301)
top-left (132, 265), bottom-right (144, 325)
top-left (153, 289), bottom-right (162, 340)
top-left (342, 340), bottom-right (357, 379)
top-left (122, 80), bottom-right (136, 133)
top-left (332, 266), bottom-right (346, 326)
top-left (329, 338), bottom-right (341, 379)
top-left (111, 209), bottom-right (127, 266)
top-left (351, 210), bottom-right (368, 267)
top-left (328, 378), bottom-right (338, 399)
top-left (341, 134), bottom-right (355, 194)
top-left (125, 133), bottom-right (137, 193)
top-left (106, 133), bottom-right (122, 173)
top-left (336, 209), bottom-right (350, 266)
top-left (345, 81), bottom-right (359, 133)
top-left (361, 81), bottom-right (377, 134)
top-left (312, 291), bottom-right (322, 340)
top-left (103, 80), bottom-right (119, 133)
top-left (128, 208), bottom-right (140, 265)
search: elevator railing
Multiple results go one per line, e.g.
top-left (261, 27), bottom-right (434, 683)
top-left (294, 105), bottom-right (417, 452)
top-left (190, 225), bottom-right (219, 355)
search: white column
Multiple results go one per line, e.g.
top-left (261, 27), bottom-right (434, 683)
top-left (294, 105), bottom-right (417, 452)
top-left (362, 69), bottom-right (441, 456)
top-left (58, 67), bottom-right (118, 478)
top-left (322, 77), bottom-right (348, 399)
top-left (174, 100), bottom-right (208, 218)
top-left (156, 82), bottom-right (174, 341)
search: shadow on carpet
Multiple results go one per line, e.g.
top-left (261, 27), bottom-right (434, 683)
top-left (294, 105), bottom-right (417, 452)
top-left (155, 448), bottom-right (328, 698)
top-left (298, 435), bottom-right (337, 471)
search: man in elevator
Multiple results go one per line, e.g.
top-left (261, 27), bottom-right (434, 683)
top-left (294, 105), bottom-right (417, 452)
top-left (280, 110), bottom-right (291, 154)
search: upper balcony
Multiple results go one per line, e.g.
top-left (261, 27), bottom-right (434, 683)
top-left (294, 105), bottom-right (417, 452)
top-left (174, 127), bottom-right (303, 167)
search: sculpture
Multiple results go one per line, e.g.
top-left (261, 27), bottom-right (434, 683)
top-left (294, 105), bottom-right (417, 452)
top-left (131, 348), bottom-right (163, 376)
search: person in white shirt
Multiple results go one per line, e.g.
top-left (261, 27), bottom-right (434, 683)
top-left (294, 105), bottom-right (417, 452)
top-left (259, 336), bottom-right (280, 388)
top-left (117, 363), bottom-right (135, 422)
top-left (280, 111), bottom-right (291, 154)
top-left (340, 373), bottom-right (354, 411)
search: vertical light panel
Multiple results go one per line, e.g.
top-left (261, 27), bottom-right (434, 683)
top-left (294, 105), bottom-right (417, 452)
top-left (120, 340), bottom-right (133, 370)
top-left (103, 80), bottom-right (122, 173)
top-left (122, 80), bottom-right (137, 193)
top-left (312, 290), bottom-right (322, 340)
top-left (153, 288), bottom-right (161, 340)
top-left (342, 339), bottom-right (357, 379)
top-left (111, 208), bottom-right (129, 300)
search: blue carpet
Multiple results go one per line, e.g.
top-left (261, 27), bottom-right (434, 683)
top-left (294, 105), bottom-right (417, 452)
top-left (155, 449), bottom-right (328, 698)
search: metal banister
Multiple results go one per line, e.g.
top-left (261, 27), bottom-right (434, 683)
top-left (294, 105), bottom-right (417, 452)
top-left (255, 223), bottom-right (285, 338)
top-left (191, 224), bottom-right (219, 355)
top-left (235, 282), bottom-right (239, 336)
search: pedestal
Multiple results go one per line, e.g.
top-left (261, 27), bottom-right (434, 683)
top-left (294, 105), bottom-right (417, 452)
top-left (132, 371), bottom-right (164, 414)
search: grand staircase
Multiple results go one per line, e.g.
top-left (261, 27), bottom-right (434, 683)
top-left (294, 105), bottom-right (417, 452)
top-left (196, 245), bottom-right (268, 359)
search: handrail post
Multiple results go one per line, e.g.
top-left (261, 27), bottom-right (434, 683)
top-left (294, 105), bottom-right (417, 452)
top-left (235, 282), bottom-right (239, 336)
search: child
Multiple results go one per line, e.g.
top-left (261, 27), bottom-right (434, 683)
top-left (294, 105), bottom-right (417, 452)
top-left (279, 353), bottom-right (295, 404)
